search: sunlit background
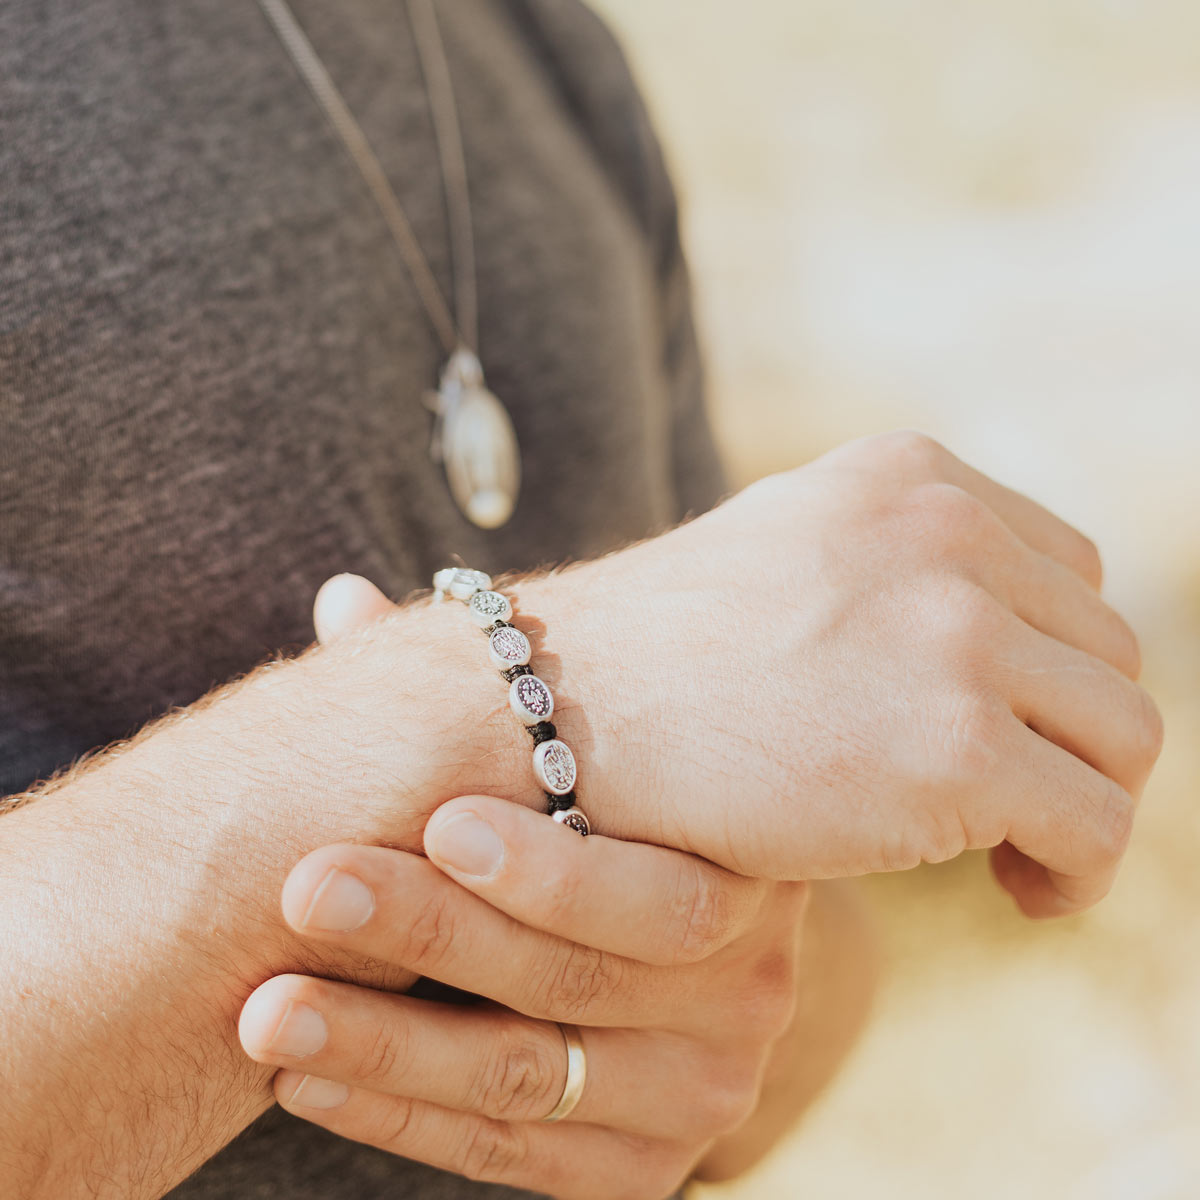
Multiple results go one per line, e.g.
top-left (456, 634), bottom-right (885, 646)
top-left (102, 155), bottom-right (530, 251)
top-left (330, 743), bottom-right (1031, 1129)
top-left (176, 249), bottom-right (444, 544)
top-left (592, 2), bottom-right (1200, 1196)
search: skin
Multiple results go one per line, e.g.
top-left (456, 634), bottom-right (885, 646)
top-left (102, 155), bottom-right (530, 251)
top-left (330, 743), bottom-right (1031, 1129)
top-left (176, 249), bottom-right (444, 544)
top-left (314, 431), bottom-right (1162, 912)
top-left (232, 580), bottom-right (876, 1196)
top-left (238, 809), bottom-right (871, 1198)
top-left (0, 598), bottom-right (500, 1199)
top-left (0, 433), bottom-right (1162, 1197)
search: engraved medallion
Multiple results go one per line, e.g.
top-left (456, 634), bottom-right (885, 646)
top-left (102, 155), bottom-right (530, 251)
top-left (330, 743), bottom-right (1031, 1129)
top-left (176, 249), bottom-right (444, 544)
top-left (533, 739), bottom-right (577, 795)
top-left (552, 807), bottom-right (590, 836)
top-left (468, 589), bottom-right (513, 627)
top-left (488, 625), bottom-right (531, 669)
top-left (509, 674), bottom-right (554, 724)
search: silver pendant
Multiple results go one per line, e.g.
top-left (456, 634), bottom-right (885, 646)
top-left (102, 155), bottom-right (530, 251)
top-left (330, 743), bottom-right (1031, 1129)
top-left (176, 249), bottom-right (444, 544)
top-left (427, 347), bottom-right (521, 530)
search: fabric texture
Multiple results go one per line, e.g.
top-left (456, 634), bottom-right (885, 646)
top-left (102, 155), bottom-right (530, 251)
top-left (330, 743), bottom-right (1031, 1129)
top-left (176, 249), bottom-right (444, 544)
top-left (0, 0), bottom-right (722, 1195)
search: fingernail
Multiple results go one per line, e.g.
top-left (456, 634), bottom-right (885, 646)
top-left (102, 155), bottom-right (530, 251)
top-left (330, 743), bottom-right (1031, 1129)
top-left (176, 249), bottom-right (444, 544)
top-left (266, 1001), bottom-right (328, 1058)
top-left (285, 1074), bottom-right (349, 1110)
top-left (301, 868), bottom-right (375, 931)
top-left (429, 813), bottom-right (505, 877)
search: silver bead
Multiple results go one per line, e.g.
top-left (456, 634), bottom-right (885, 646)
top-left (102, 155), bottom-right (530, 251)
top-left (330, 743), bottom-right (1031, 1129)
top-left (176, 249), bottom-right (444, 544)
top-left (452, 569), bottom-right (492, 602)
top-left (533, 739), bottom-right (577, 795)
top-left (552, 807), bottom-right (590, 836)
top-left (468, 589), bottom-right (513, 627)
top-left (509, 674), bottom-right (554, 724)
top-left (432, 567), bottom-right (491, 602)
top-left (488, 625), bottom-right (531, 669)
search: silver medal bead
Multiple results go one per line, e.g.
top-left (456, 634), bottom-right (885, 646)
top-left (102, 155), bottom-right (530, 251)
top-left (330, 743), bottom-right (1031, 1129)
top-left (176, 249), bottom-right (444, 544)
top-left (468, 589), bottom-right (513, 627)
top-left (552, 807), bottom-right (590, 837)
top-left (488, 625), bottom-right (531, 669)
top-left (532, 739), bottom-right (577, 795)
top-left (433, 567), bottom-right (492, 601)
top-left (431, 348), bottom-right (521, 531)
top-left (509, 674), bottom-right (554, 724)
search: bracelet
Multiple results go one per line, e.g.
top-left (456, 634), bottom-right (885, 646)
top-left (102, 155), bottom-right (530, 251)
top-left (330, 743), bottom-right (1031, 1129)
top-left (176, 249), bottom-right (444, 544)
top-left (432, 566), bottom-right (590, 837)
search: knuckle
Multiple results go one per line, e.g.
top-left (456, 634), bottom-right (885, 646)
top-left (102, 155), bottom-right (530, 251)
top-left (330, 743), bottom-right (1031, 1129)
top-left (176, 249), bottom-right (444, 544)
top-left (668, 862), bottom-right (737, 964)
top-left (911, 481), bottom-right (997, 551)
top-left (399, 889), bottom-right (457, 971)
top-left (457, 1119), bottom-right (526, 1183)
top-left (539, 943), bottom-right (623, 1021)
top-left (748, 950), bottom-right (799, 1036)
top-left (357, 1020), bottom-right (407, 1085)
top-left (474, 1028), bottom-right (559, 1120)
top-left (877, 823), bottom-right (939, 874)
top-left (923, 679), bottom-right (1007, 791)
top-left (367, 1096), bottom-right (418, 1150)
top-left (868, 428), bottom-right (948, 475)
top-left (941, 686), bottom-right (1008, 772)
top-left (938, 583), bottom-right (1010, 659)
top-left (898, 692), bottom-right (1008, 866)
top-left (722, 950), bottom-right (798, 1040)
top-left (689, 1060), bottom-right (761, 1138)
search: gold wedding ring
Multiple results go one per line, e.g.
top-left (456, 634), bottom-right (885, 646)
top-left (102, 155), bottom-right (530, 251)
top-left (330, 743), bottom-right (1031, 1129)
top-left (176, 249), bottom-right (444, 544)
top-left (541, 1023), bottom-right (587, 1123)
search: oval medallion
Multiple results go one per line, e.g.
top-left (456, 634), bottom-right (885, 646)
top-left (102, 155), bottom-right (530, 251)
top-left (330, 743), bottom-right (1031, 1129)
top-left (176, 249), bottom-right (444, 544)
top-left (433, 350), bottom-right (521, 531)
top-left (552, 807), bottom-right (590, 836)
top-left (488, 625), bottom-right (531, 669)
top-left (533, 739), bottom-right (577, 795)
top-left (468, 589), bottom-right (513, 627)
top-left (509, 674), bottom-right (554, 725)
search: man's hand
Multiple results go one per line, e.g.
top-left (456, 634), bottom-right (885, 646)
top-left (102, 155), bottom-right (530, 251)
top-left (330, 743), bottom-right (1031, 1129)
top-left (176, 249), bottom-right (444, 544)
top-left (239, 797), bottom-right (817, 1200)
top-left (314, 431), bottom-right (1165, 917)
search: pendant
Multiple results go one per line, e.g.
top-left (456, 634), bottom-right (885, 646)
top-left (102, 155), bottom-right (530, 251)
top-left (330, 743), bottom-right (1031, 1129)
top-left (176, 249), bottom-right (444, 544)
top-left (427, 346), bottom-right (521, 530)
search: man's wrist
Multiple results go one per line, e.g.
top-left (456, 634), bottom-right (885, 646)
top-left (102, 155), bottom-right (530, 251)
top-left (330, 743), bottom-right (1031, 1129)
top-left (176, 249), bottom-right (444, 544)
top-left (420, 568), bottom-right (629, 838)
top-left (112, 597), bottom-right (528, 980)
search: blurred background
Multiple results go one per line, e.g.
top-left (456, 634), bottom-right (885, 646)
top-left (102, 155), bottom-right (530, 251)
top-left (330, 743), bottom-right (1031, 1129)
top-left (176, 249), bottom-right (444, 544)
top-left (592, 2), bottom-right (1200, 1197)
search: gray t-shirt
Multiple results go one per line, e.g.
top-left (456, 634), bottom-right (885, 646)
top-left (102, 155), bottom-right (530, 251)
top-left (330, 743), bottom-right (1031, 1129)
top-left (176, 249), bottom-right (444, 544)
top-left (1, 1), bottom-right (721, 1195)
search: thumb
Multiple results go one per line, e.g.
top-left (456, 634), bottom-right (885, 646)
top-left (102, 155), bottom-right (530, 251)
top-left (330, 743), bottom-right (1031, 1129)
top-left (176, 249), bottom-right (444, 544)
top-left (312, 573), bottom-right (395, 644)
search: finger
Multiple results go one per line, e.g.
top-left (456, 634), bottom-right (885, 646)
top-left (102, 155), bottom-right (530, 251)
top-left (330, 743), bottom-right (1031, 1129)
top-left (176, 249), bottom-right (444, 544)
top-left (1002, 624), bottom-right (1163, 798)
top-left (273, 1076), bottom-right (690, 1200)
top-left (963, 514), bottom-right (1141, 679)
top-left (1006, 548), bottom-right (1142, 679)
top-left (280, 843), bottom-right (695, 1028)
top-left (423, 795), bottom-right (771, 965)
top-left (983, 723), bottom-right (1136, 917)
top-left (313, 573), bottom-right (394, 643)
top-left (936, 451), bottom-right (1105, 590)
top-left (240, 973), bottom-right (728, 1139)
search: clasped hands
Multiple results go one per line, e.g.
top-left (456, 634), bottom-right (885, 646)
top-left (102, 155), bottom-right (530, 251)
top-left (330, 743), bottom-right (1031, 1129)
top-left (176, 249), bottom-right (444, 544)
top-left (237, 433), bottom-right (1163, 1199)
top-left (240, 576), bottom-right (802, 1198)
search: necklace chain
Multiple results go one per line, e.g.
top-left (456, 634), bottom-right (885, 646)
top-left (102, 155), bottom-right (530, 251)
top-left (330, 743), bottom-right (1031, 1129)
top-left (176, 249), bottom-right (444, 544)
top-left (256, 0), bottom-right (521, 531)
top-left (406, 0), bottom-right (478, 353)
top-left (256, 0), bottom-right (475, 356)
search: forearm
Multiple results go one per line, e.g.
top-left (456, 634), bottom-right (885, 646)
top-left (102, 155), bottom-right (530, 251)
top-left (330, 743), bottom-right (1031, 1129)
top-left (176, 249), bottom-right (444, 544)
top-left (0, 600), bottom-right (515, 1199)
top-left (694, 881), bottom-right (879, 1182)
